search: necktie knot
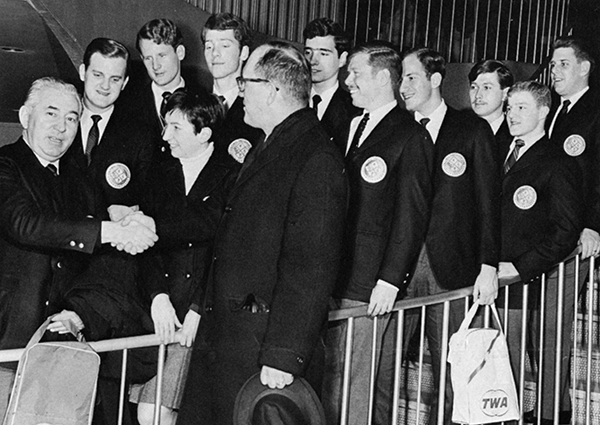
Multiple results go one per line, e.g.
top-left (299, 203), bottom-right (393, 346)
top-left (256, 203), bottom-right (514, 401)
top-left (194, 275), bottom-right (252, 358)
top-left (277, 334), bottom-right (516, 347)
top-left (503, 139), bottom-right (525, 174)
top-left (85, 115), bottom-right (102, 165)
top-left (312, 95), bottom-right (322, 114)
top-left (514, 138), bottom-right (525, 148)
top-left (46, 163), bottom-right (58, 177)
top-left (560, 99), bottom-right (571, 114)
top-left (160, 91), bottom-right (172, 118)
top-left (347, 113), bottom-right (370, 157)
top-left (420, 117), bottom-right (430, 128)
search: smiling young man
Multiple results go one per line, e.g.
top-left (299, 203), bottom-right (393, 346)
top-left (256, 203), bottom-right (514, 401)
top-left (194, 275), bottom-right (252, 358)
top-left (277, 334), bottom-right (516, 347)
top-left (468, 60), bottom-right (514, 166)
top-left (62, 38), bottom-right (154, 213)
top-left (498, 81), bottom-right (583, 425)
top-left (399, 47), bottom-right (500, 425)
top-left (322, 42), bottom-right (433, 425)
top-left (202, 13), bottom-right (263, 160)
top-left (303, 17), bottom-right (359, 145)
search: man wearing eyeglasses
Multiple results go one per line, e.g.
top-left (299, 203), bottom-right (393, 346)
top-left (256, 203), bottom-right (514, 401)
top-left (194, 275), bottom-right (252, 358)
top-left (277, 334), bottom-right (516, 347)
top-left (176, 42), bottom-right (347, 425)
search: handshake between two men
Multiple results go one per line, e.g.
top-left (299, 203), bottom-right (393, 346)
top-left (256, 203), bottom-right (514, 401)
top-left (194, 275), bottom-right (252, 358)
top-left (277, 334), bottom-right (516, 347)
top-left (102, 204), bottom-right (158, 255)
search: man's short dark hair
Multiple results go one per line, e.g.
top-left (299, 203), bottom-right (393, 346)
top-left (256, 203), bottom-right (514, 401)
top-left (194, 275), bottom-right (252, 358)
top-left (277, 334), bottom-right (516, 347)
top-left (404, 47), bottom-right (446, 81)
top-left (255, 42), bottom-right (311, 105)
top-left (349, 41), bottom-right (402, 91)
top-left (202, 13), bottom-right (252, 49)
top-left (508, 80), bottom-right (551, 109)
top-left (165, 88), bottom-right (224, 133)
top-left (303, 17), bottom-right (351, 56)
top-left (83, 38), bottom-right (129, 73)
top-left (136, 19), bottom-right (183, 53)
top-left (468, 59), bottom-right (514, 89)
top-left (553, 36), bottom-right (596, 74)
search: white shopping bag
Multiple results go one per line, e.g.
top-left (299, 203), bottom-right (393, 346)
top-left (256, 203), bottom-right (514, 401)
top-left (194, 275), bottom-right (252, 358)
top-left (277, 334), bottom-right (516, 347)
top-left (447, 302), bottom-right (519, 424)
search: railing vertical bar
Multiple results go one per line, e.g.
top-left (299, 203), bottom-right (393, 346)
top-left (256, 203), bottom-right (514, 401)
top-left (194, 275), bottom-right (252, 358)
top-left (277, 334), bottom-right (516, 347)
top-left (515, 0), bottom-right (525, 62)
top-left (524, 0), bottom-right (533, 62)
top-left (367, 316), bottom-right (378, 425)
top-left (572, 254), bottom-right (580, 412)
top-left (400, 0), bottom-right (408, 50)
top-left (424, 0), bottom-right (432, 48)
top-left (153, 344), bottom-right (167, 425)
top-left (340, 317), bottom-right (354, 425)
top-left (533, 0), bottom-right (542, 62)
top-left (376, 0), bottom-right (384, 42)
top-left (537, 274), bottom-right (546, 424)
top-left (364, 0), bottom-right (372, 42)
top-left (437, 300), bottom-right (450, 425)
top-left (411, 0), bottom-right (419, 48)
top-left (504, 285), bottom-right (510, 334)
top-left (118, 348), bottom-right (128, 425)
top-left (494, 0), bottom-right (502, 60)
top-left (436, 0), bottom-right (444, 53)
top-left (354, 0), bottom-right (361, 49)
top-left (482, 0), bottom-right (490, 60)
top-left (416, 305), bottom-right (427, 425)
top-left (519, 284), bottom-right (528, 425)
top-left (505, 0), bottom-right (514, 60)
top-left (546, 0), bottom-right (556, 64)
top-left (586, 256), bottom-right (595, 425)
top-left (388, 0), bottom-right (397, 44)
top-left (553, 262), bottom-right (566, 424)
top-left (392, 310), bottom-right (404, 424)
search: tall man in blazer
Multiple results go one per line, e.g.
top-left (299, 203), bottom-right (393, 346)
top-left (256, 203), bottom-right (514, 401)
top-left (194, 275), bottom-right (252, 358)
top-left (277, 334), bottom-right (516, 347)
top-left (0, 77), bottom-right (157, 417)
top-left (63, 38), bottom-right (154, 214)
top-left (400, 48), bottom-right (501, 424)
top-left (548, 36), bottom-right (600, 260)
top-left (121, 19), bottom-right (193, 160)
top-left (176, 42), bottom-right (347, 425)
top-left (468, 59), bottom-right (514, 166)
top-left (498, 81), bottom-right (583, 425)
top-left (303, 17), bottom-right (360, 148)
top-left (202, 13), bottom-right (263, 160)
top-left (322, 42), bottom-right (433, 425)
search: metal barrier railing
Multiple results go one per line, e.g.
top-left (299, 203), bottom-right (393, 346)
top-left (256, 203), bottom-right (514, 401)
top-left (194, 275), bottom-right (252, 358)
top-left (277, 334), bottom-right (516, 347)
top-left (0, 250), bottom-right (596, 425)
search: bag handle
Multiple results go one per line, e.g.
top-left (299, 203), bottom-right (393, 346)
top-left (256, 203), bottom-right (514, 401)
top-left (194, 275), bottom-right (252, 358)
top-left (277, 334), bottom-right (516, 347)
top-left (24, 314), bottom-right (84, 351)
top-left (458, 301), bottom-right (504, 334)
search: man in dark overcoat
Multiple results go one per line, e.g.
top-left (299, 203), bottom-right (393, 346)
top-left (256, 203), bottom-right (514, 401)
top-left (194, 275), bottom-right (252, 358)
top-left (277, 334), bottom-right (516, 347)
top-left (176, 42), bottom-right (347, 425)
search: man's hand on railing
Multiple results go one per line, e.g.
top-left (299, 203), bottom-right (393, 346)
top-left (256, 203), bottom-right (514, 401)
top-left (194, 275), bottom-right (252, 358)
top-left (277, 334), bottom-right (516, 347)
top-left (177, 310), bottom-right (201, 347)
top-left (578, 228), bottom-right (600, 259)
top-left (151, 294), bottom-right (182, 344)
top-left (472, 264), bottom-right (498, 305)
top-left (260, 365), bottom-right (294, 389)
top-left (368, 280), bottom-right (398, 316)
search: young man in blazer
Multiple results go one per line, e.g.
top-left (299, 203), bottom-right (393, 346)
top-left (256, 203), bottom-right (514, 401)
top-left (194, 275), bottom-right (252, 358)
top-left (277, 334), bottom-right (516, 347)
top-left (400, 47), bottom-right (500, 424)
top-left (303, 17), bottom-right (360, 149)
top-left (202, 12), bottom-right (263, 160)
top-left (469, 59), bottom-right (514, 167)
top-left (499, 81), bottom-right (583, 425)
top-left (322, 42), bottom-right (433, 425)
top-left (63, 38), bottom-right (154, 214)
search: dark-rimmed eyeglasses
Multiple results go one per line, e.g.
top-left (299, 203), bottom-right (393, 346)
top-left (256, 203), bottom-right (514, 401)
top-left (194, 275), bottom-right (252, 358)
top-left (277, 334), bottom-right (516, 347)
top-left (236, 76), bottom-right (271, 92)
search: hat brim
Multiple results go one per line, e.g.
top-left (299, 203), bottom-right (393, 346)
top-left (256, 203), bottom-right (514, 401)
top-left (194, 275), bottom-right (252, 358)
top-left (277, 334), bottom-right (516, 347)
top-left (234, 372), bottom-right (326, 425)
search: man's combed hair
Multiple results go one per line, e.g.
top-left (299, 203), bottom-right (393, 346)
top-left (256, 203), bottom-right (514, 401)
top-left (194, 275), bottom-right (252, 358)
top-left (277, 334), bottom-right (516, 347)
top-left (303, 17), bottom-right (351, 56)
top-left (25, 77), bottom-right (82, 112)
top-left (553, 36), bottom-right (596, 74)
top-left (202, 13), bottom-right (252, 48)
top-left (83, 38), bottom-right (129, 72)
top-left (468, 59), bottom-right (514, 89)
top-left (404, 47), bottom-right (447, 80)
top-left (136, 19), bottom-right (183, 52)
top-left (350, 41), bottom-right (402, 90)
top-left (165, 88), bottom-right (224, 133)
top-left (255, 42), bottom-right (311, 105)
top-left (508, 80), bottom-right (551, 109)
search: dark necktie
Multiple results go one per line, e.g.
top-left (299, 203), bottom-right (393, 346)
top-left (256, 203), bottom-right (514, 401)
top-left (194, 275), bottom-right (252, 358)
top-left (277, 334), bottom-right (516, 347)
top-left (420, 117), bottom-right (430, 128)
top-left (312, 94), bottom-right (322, 115)
top-left (217, 95), bottom-right (228, 113)
top-left (503, 139), bottom-right (525, 174)
top-left (552, 99), bottom-right (571, 135)
top-left (46, 163), bottom-right (58, 177)
top-left (160, 91), bottom-right (172, 119)
top-left (347, 113), bottom-right (370, 157)
top-left (85, 115), bottom-right (102, 165)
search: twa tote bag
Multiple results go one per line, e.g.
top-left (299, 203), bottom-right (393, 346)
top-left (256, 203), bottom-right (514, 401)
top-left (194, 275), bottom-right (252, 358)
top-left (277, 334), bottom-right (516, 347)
top-left (447, 302), bottom-right (519, 424)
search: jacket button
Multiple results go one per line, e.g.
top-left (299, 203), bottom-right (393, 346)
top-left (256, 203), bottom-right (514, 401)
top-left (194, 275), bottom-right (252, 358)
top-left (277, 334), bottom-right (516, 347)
top-left (224, 206), bottom-right (232, 212)
top-left (188, 242), bottom-right (193, 248)
top-left (78, 243), bottom-right (84, 249)
top-left (296, 357), bottom-right (304, 364)
top-left (186, 273), bottom-right (191, 279)
top-left (70, 241), bottom-right (76, 247)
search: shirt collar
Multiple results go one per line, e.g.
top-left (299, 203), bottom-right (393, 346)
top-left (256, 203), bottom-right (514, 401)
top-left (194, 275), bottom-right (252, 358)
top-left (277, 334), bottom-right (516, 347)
top-left (414, 100), bottom-right (447, 143)
top-left (151, 78), bottom-right (185, 114)
top-left (489, 114), bottom-right (505, 135)
top-left (561, 86), bottom-right (589, 111)
top-left (214, 85), bottom-right (239, 109)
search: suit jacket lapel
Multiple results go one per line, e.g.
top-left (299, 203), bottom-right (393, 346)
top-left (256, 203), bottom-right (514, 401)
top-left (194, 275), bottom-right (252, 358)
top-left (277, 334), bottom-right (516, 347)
top-left (347, 106), bottom-right (398, 159)
top-left (505, 138), bottom-right (547, 176)
top-left (187, 156), bottom-right (232, 201)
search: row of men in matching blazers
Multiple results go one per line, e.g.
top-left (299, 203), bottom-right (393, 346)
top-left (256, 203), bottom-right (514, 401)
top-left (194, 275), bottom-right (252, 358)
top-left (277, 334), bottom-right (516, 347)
top-left (0, 9), bottom-right (597, 425)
